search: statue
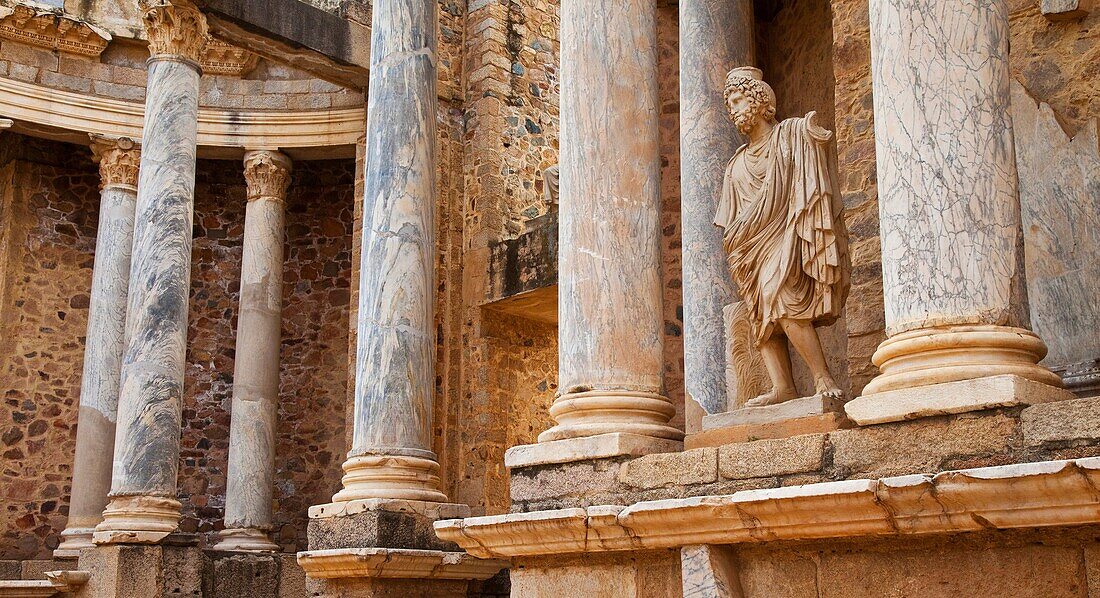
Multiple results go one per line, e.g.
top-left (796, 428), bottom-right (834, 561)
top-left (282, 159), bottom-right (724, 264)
top-left (714, 67), bottom-right (850, 408)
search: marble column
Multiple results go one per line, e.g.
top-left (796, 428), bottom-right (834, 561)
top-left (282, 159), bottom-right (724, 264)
top-left (537, 0), bottom-right (682, 445)
top-left (844, 0), bottom-right (1071, 424)
top-left (93, 0), bottom-right (207, 544)
top-left (678, 0), bottom-right (755, 421)
top-left (214, 150), bottom-right (291, 552)
top-left (330, 0), bottom-right (448, 503)
top-left (55, 135), bottom-right (141, 557)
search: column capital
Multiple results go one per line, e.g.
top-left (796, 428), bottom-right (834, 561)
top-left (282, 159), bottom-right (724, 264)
top-left (89, 134), bottom-right (141, 191)
top-left (140, 0), bottom-right (208, 66)
top-left (243, 150), bottom-right (293, 202)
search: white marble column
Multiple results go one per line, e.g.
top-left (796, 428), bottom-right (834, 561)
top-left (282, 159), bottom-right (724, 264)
top-left (537, 0), bottom-right (682, 446)
top-left (678, 0), bottom-right (755, 420)
top-left (93, 0), bottom-right (207, 544)
top-left (329, 0), bottom-right (448, 503)
top-left (55, 136), bottom-right (141, 557)
top-left (844, 0), bottom-right (1071, 425)
top-left (214, 150), bottom-right (291, 552)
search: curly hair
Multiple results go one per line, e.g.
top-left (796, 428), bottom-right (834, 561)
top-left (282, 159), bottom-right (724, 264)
top-left (724, 75), bottom-right (777, 122)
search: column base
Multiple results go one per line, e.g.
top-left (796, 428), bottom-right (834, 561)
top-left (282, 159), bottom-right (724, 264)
top-left (537, 390), bottom-right (684, 443)
top-left (845, 374), bottom-right (1074, 425)
top-left (307, 498), bottom-right (470, 553)
top-left (55, 527), bottom-right (95, 558)
top-left (92, 495), bottom-right (181, 545)
top-left (212, 527), bottom-right (280, 552)
top-left (862, 325), bottom-right (1063, 395)
top-left (331, 454), bottom-right (448, 503)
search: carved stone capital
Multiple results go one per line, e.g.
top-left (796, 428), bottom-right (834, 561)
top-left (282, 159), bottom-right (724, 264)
top-left (140, 0), bottom-right (208, 65)
top-left (243, 150), bottom-right (292, 202)
top-left (89, 134), bottom-right (141, 190)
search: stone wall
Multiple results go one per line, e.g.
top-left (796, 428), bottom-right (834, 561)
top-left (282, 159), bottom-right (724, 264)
top-left (0, 138), bottom-right (355, 558)
top-left (0, 136), bottom-right (97, 559)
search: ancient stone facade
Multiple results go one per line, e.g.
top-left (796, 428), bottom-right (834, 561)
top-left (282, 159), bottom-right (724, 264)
top-left (0, 0), bottom-right (1096, 595)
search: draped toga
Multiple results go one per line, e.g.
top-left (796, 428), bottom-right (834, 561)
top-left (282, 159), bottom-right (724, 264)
top-left (713, 112), bottom-right (850, 345)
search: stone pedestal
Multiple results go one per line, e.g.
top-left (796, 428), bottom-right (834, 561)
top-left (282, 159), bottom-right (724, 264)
top-left (214, 150), bottom-right (292, 553)
top-left (73, 544), bottom-right (204, 598)
top-left (57, 136), bottom-right (141, 558)
top-left (535, 0), bottom-right (681, 454)
top-left (93, 0), bottom-right (207, 545)
top-left (678, 0), bottom-right (755, 424)
top-left (845, 0), bottom-right (1072, 424)
top-left (332, 0), bottom-right (447, 505)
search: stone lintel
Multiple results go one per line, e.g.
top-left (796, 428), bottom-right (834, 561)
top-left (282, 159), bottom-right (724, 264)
top-left (504, 433), bottom-right (683, 469)
top-left (306, 501), bottom-right (469, 552)
top-left (702, 394), bottom-right (846, 429)
top-left (296, 548), bottom-right (507, 581)
top-left (436, 457), bottom-right (1100, 559)
top-left (844, 374), bottom-right (1075, 426)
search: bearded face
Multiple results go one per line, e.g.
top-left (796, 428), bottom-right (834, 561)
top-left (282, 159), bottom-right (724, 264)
top-left (726, 89), bottom-right (764, 136)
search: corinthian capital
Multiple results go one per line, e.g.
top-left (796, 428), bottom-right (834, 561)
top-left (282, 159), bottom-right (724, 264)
top-left (140, 0), bottom-right (209, 65)
top-left (90, 134), bottom-right (141, 190)
top-left (243, 150), bottom-right (293, 202)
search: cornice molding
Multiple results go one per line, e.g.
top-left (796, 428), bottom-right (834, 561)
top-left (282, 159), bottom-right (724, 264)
top-left (0, 4), bottom-right (110, 57)
top-left (201, 38), bottom-right (258, 77)
top-left (436, 456), bottom-right (1100, 558)
top-left (0, 77), bottom-right (363, 151)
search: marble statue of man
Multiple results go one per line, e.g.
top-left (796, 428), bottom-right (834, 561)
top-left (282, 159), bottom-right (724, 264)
top-left (714, 66), bottom-right (850, 407)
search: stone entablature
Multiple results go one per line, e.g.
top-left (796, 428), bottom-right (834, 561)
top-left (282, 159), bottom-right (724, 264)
top-left (0, 4), bottom-right (110, 57)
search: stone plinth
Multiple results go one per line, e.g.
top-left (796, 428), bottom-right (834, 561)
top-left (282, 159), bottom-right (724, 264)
top-left (72, 544), bottom-right (203, 598)
top-left (691, 395), bottom-right (849, 447)
top-left (505, 433), bottom-right (682, 469)
top-left (306, 499), bottom-right (469, 552)
top-left (703, 395), bottom-right (845, 429)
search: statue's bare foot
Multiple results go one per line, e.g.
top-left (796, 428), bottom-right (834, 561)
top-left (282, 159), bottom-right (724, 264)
top-left (744, 387), bottom-right (798, 408)
top-left (814, 375), bottom-right (844, 400)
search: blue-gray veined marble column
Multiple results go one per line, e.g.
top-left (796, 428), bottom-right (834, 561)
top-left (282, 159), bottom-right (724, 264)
top-left (330, 0), bottom-right (448, 503)
top-left (538, 0), bottom-right (683, 444)
top-left (679, 0), bottom-right (755, 421)
top-left (93, 0), bottom-right (207, 545)
top-left (214, 150), bottom-right (291, 552)
top-left (845, 0), bottom-right (1070, 424)
top-left (55, 136), bottom-right (141, 557)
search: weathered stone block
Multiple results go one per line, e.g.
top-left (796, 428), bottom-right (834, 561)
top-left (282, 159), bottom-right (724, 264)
top-left (207, 553), bottom-right (280, 598)
top-left (718, 434), bottom-right (825, 480)
top-left (306, 510), bottom-right (458, 552)
top-left (510, 459), bottom-right (624, 503)
top-left (817, 544), bottom-right (1085, 597)
top-left (0, 560), bottom-right (20, 580)
top-left (619, 448), bottom-right (718, 490)
top-left (737, 551), bottom-right (819, 598)
top-left (1022, 396), bottom-right (1100, 443)
top-left (830, 412), bottom-right (1017, 477)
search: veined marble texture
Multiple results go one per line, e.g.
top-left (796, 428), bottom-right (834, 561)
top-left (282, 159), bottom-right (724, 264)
top-left (870, 0), bottom-right (1022, 335)
top-left (63, 153), bottom-right (138, 546)
top-left (222, 151), bottom-right (290, 534)
top-left (679, 0), bottom-right (754, 416)
top-left (351, 0), bottom-right (438, 457)
top-left (1011, 81), bottom-right (1100, 377)
top-left (111, 57), bottom-right (200, 496)
top-left (557, 0), bottom-right (664, 396)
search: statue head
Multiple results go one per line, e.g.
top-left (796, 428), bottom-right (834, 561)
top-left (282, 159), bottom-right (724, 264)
top-left (724, 67), bottom-right (777, 135)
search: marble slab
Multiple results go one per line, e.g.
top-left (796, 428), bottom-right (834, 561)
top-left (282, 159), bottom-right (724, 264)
top-left (505, 433), bottom-right (683, 469)
top-left (703, 395), bottom-right (845, 430)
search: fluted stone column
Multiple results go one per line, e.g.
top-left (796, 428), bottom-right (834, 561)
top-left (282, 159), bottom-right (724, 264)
top-left (93, 0), bottom-right (207, 544)
top-left (679, 0), bottom-right (755, 420)
top-left (214, 151), bottom-right (291, 552)
top-left (55, 136), bottom-right (141, 557)
top-left (330, 0), bottom-right (448, 504)
top-left (536, 0), bottom-right (682, 448)
top-left (844, 0), bottom-right (1071, 424)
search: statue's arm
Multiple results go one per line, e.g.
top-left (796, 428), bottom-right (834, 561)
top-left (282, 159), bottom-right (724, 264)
top-left (805, 111), bottom-right (834, 143)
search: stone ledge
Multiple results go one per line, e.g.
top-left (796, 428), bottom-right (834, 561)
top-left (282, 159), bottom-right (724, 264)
top-left (844, 374), bottom-right (1074, 425)
top-left (703, 394), bottom-right (844, 429)
top-left (438, 457), bottom-right (1100, 558)
top-left (296, 548), bottom-right (507, 581)
top-left (504, 433), bottom-right (682, 468)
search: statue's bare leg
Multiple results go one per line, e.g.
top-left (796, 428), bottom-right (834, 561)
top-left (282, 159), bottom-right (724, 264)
top-left (779, 318), bottom-right (843, 399)
top-left (745, 335), bottom-right (798, 407)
